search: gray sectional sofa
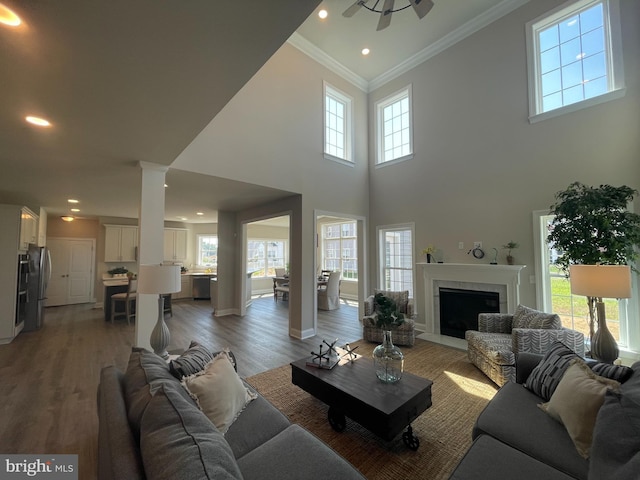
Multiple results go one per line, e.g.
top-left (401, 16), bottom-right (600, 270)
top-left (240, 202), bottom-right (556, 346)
top-left (97, 347), bottom-right (365, 480)
top-left (449, 351), bottom-right (640, 480)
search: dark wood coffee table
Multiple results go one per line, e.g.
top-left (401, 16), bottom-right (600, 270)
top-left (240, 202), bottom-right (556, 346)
top-left (290, 355), bottom-right (433, 450)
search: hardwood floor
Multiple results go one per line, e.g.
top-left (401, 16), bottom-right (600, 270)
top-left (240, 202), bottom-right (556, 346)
top-left (0, 295), bottom-right (361, 480)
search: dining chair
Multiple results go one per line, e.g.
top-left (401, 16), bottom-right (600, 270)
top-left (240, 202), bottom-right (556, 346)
top-left (318, 271), bottom-right (341, 310)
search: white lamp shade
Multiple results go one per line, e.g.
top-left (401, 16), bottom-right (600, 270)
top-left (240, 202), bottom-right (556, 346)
top-left (137, 264), bottom-right (181, 294)
top-left (569, 264), bottom-right (632, 299)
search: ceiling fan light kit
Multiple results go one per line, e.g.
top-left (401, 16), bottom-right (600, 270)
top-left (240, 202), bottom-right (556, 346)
top-left (342, 0), bottom-right (434, 31)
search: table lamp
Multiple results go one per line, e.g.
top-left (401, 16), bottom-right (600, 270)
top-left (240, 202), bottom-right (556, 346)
top-left (569, 264), bottom-right (632, 364)
top-left (137, 264), bottom-right (181, 358)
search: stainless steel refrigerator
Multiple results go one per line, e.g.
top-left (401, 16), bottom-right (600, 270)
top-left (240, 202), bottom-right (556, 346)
top-left (23, 244), bottom-right (51, 331)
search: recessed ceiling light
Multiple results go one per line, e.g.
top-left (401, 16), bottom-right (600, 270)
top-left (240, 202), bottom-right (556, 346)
top-left (25, 116), bottom-right (51, 127)
top-left (361, 48), bottom-right (370, 56)
top-left (60, 216), bottom-right (74, 222)
top-left (67, 198), bottom-right (79, 204)
top-left (318, 9), bottom-right (328, 19)
top-left (0, 3), bottom-right (21, 27)
top-left (196, 212), bottom-right (204, 216)
top-left (164, 184), bottom-right (168, 188)
top-left (70, 208), bottom-right (80, 212)
top-left (177, 216), bottom-right (188, 221)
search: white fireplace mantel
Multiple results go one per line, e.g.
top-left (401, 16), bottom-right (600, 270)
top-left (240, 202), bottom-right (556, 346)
top-left (417, 263), bottom-right (525, 347)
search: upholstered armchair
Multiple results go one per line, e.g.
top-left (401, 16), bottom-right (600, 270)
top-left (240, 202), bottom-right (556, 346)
top-left (465, 304), bottom-right (585, 387)
top-left (361, 289), bottom-right (416, 346)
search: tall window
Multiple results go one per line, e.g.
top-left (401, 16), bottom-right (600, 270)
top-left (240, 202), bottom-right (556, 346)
top-left (533, 211), bottom-right (637, 351)
top-left (376, 86), bottom-right (413, 165)
top-left (378, 225), bottom-right (414, 296)
top-left (526, 0), bottom-right (624, 121)
top-left (321, 221), bottom-right (357, 280)
top-left (247, 239), bottom-right (286, 277)
top-left (197, 235), bottom-right (217, 267)
top-left (324, 82), bottom-right (353, 163)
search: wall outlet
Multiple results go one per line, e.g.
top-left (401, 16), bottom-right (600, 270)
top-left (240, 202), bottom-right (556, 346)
top-left (458, 242), bottom-right (464, 250)
top-left (473, 241), bottom-right (482, 249)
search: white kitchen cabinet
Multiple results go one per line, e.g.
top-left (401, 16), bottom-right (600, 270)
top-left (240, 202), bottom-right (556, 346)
top-left (174, 275), bottom-right (192, 300)
top-left (104, 225), bottom-right (138, 262)
top-left (164, 228), bottom-right (187, 262)
top-left (19, 207), bottom-right (38, 252)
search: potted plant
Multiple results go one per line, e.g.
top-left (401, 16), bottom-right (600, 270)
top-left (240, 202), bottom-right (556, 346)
top-left (422, 245), bottom-right (435, 263)
top-left (502, 241), bottom-right (519, 265)
top-left (547, 182), bottom-right (640, 344)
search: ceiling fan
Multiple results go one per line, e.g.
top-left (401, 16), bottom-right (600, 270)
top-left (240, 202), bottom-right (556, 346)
top-left (342, 0), bottom-right (435, 31)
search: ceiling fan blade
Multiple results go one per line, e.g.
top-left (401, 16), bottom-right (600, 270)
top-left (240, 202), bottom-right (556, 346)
top-left (342, 0), bottom-right (368, 18)
top-left (409, 0), bottom-right (434, 19)
top-left (376, 0), bottom-right (394, 31)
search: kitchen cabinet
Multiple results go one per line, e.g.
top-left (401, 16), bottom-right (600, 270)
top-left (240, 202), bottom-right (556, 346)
top-left (19, 207), bottom-right (38, 252)
top-left (164, 228), bottom-right (187, 262)
top-left (174, 275), bottom-right (192, 300)
top-left (104, 225), bottom-right (138, 262)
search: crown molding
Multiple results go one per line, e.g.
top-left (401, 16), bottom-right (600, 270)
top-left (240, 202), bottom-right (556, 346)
top-left (288, 0), bottom-right (529, 93)
top-left (287, 33), bottom-right (369, 92)
top-left (369, 0), bottom-right (530, 91)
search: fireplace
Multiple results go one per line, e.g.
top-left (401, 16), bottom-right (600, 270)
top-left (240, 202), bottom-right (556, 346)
top-left (439, 288), bottom-right (500, 339)
top-left (419, 263), bottom-right (525, 349)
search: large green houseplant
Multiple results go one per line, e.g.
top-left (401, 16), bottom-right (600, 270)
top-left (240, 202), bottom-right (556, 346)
top-left (547, 182), bottom-right (640, 343)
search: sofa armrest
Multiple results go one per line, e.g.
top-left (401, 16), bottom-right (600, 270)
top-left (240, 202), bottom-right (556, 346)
top-left (515, 353), bottom-right (543, 384)
top-left (512, 328), bottom-right (585, 356)
top-left (478, 313), bottom-right (513, 333)
top-left (364, 295), bottom-right (374, 316)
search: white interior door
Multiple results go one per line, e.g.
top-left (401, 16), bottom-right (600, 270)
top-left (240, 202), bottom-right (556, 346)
top-left (46, 238), bottom-right (95, 306)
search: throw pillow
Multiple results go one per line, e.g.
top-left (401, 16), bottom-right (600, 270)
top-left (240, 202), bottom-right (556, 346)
top-left (512, 304), bottom-right (561, 330)
top-left (590, 362), bottom-right (634, 383)
top-left (539, 359), bottom-right (620, 459)
top-left (181, 351), bottom-right (257, 434)
top-left (589, 390), bottom-right (640, 480)
top-left (525, 341), bottom-right (578, 401)
top-left (140, 384), bottom-right (243, 480)
top-left (169, 341), bottom-right (238, 379)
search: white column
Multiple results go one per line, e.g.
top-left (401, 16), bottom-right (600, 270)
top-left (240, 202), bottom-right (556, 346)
top-left (135, 162), bottom-right (168, 350)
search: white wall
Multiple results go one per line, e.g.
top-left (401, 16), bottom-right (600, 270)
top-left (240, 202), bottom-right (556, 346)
top-left (367, 0), bottom-right (640, 324)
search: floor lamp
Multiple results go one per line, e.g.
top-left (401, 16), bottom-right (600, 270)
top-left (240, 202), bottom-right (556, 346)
top-left (138, 264), bottom-right (181, 358)
top-left (570, 264), bottom-right (632, 364)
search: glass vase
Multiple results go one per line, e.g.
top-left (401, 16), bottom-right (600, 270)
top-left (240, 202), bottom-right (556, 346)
top-left (373, 330), bottom-right (404, 383)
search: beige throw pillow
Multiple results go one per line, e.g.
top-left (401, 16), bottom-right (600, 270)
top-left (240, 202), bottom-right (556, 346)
top-left (182, 352), bottom-right (257, 434)
top-left (539, 359), bottom-right (620, 458)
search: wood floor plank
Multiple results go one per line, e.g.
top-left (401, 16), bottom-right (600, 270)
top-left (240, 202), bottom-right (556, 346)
top-left (0, 295), bottom-right (361, 480)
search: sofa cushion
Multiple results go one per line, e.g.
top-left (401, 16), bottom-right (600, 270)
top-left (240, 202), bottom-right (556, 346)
top-left (589, 364), bottom-right (640, 480)
top-left (465, 331), bottom-right (515, 365)
top-left (225, 383), bottom-right (291, 459)
top-left (449, 434), bottom-right (576, 480)
top-left (473, 381), bottom-right (588, 480)
top-left (524, 341), bottom-right (577, 401)
top-left (123, 347), bottom-right (191, 437)
top-left (140, 384), bottom-right (243, 480)
top-left (236, 424), bottom-right (365, 480)
top-left (512, 304), bottom-right (561, 330)
top-left (539, 360), bottom-right (620, 458)
top-left (182, 351), bottom-right (257, 434)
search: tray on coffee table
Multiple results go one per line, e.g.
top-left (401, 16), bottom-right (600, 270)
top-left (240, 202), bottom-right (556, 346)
top-left (291, 354), bottom-right (433, 450)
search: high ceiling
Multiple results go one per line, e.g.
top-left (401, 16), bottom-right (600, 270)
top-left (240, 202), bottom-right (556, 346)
top-left (0, 0), bottom-right (524, 224)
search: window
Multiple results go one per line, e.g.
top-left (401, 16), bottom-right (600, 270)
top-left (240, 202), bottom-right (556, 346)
top-left (526, 0), bottom-right (625, 122)
top-left (376, 86), bottom-right (413, 165)
top-left (378, 224), bottom-right (414, 297)
top-left (533, 211), bottom-right (639, 353)
top-left (323, 82), bottom-right (353, 163)
top-left (247, 239), bottom-right (287, 277)
top-left (321, 221), bottom-right (357, 280)
top-left (197, 235), bottom-right (217, 267)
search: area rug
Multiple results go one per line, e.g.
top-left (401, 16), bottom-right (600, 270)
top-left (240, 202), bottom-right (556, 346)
top-left (246, 339), bottom-right (498, 480)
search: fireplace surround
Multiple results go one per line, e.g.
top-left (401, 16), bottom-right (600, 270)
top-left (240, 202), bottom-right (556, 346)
top-left (418, 263), bottom-right (525, 348)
